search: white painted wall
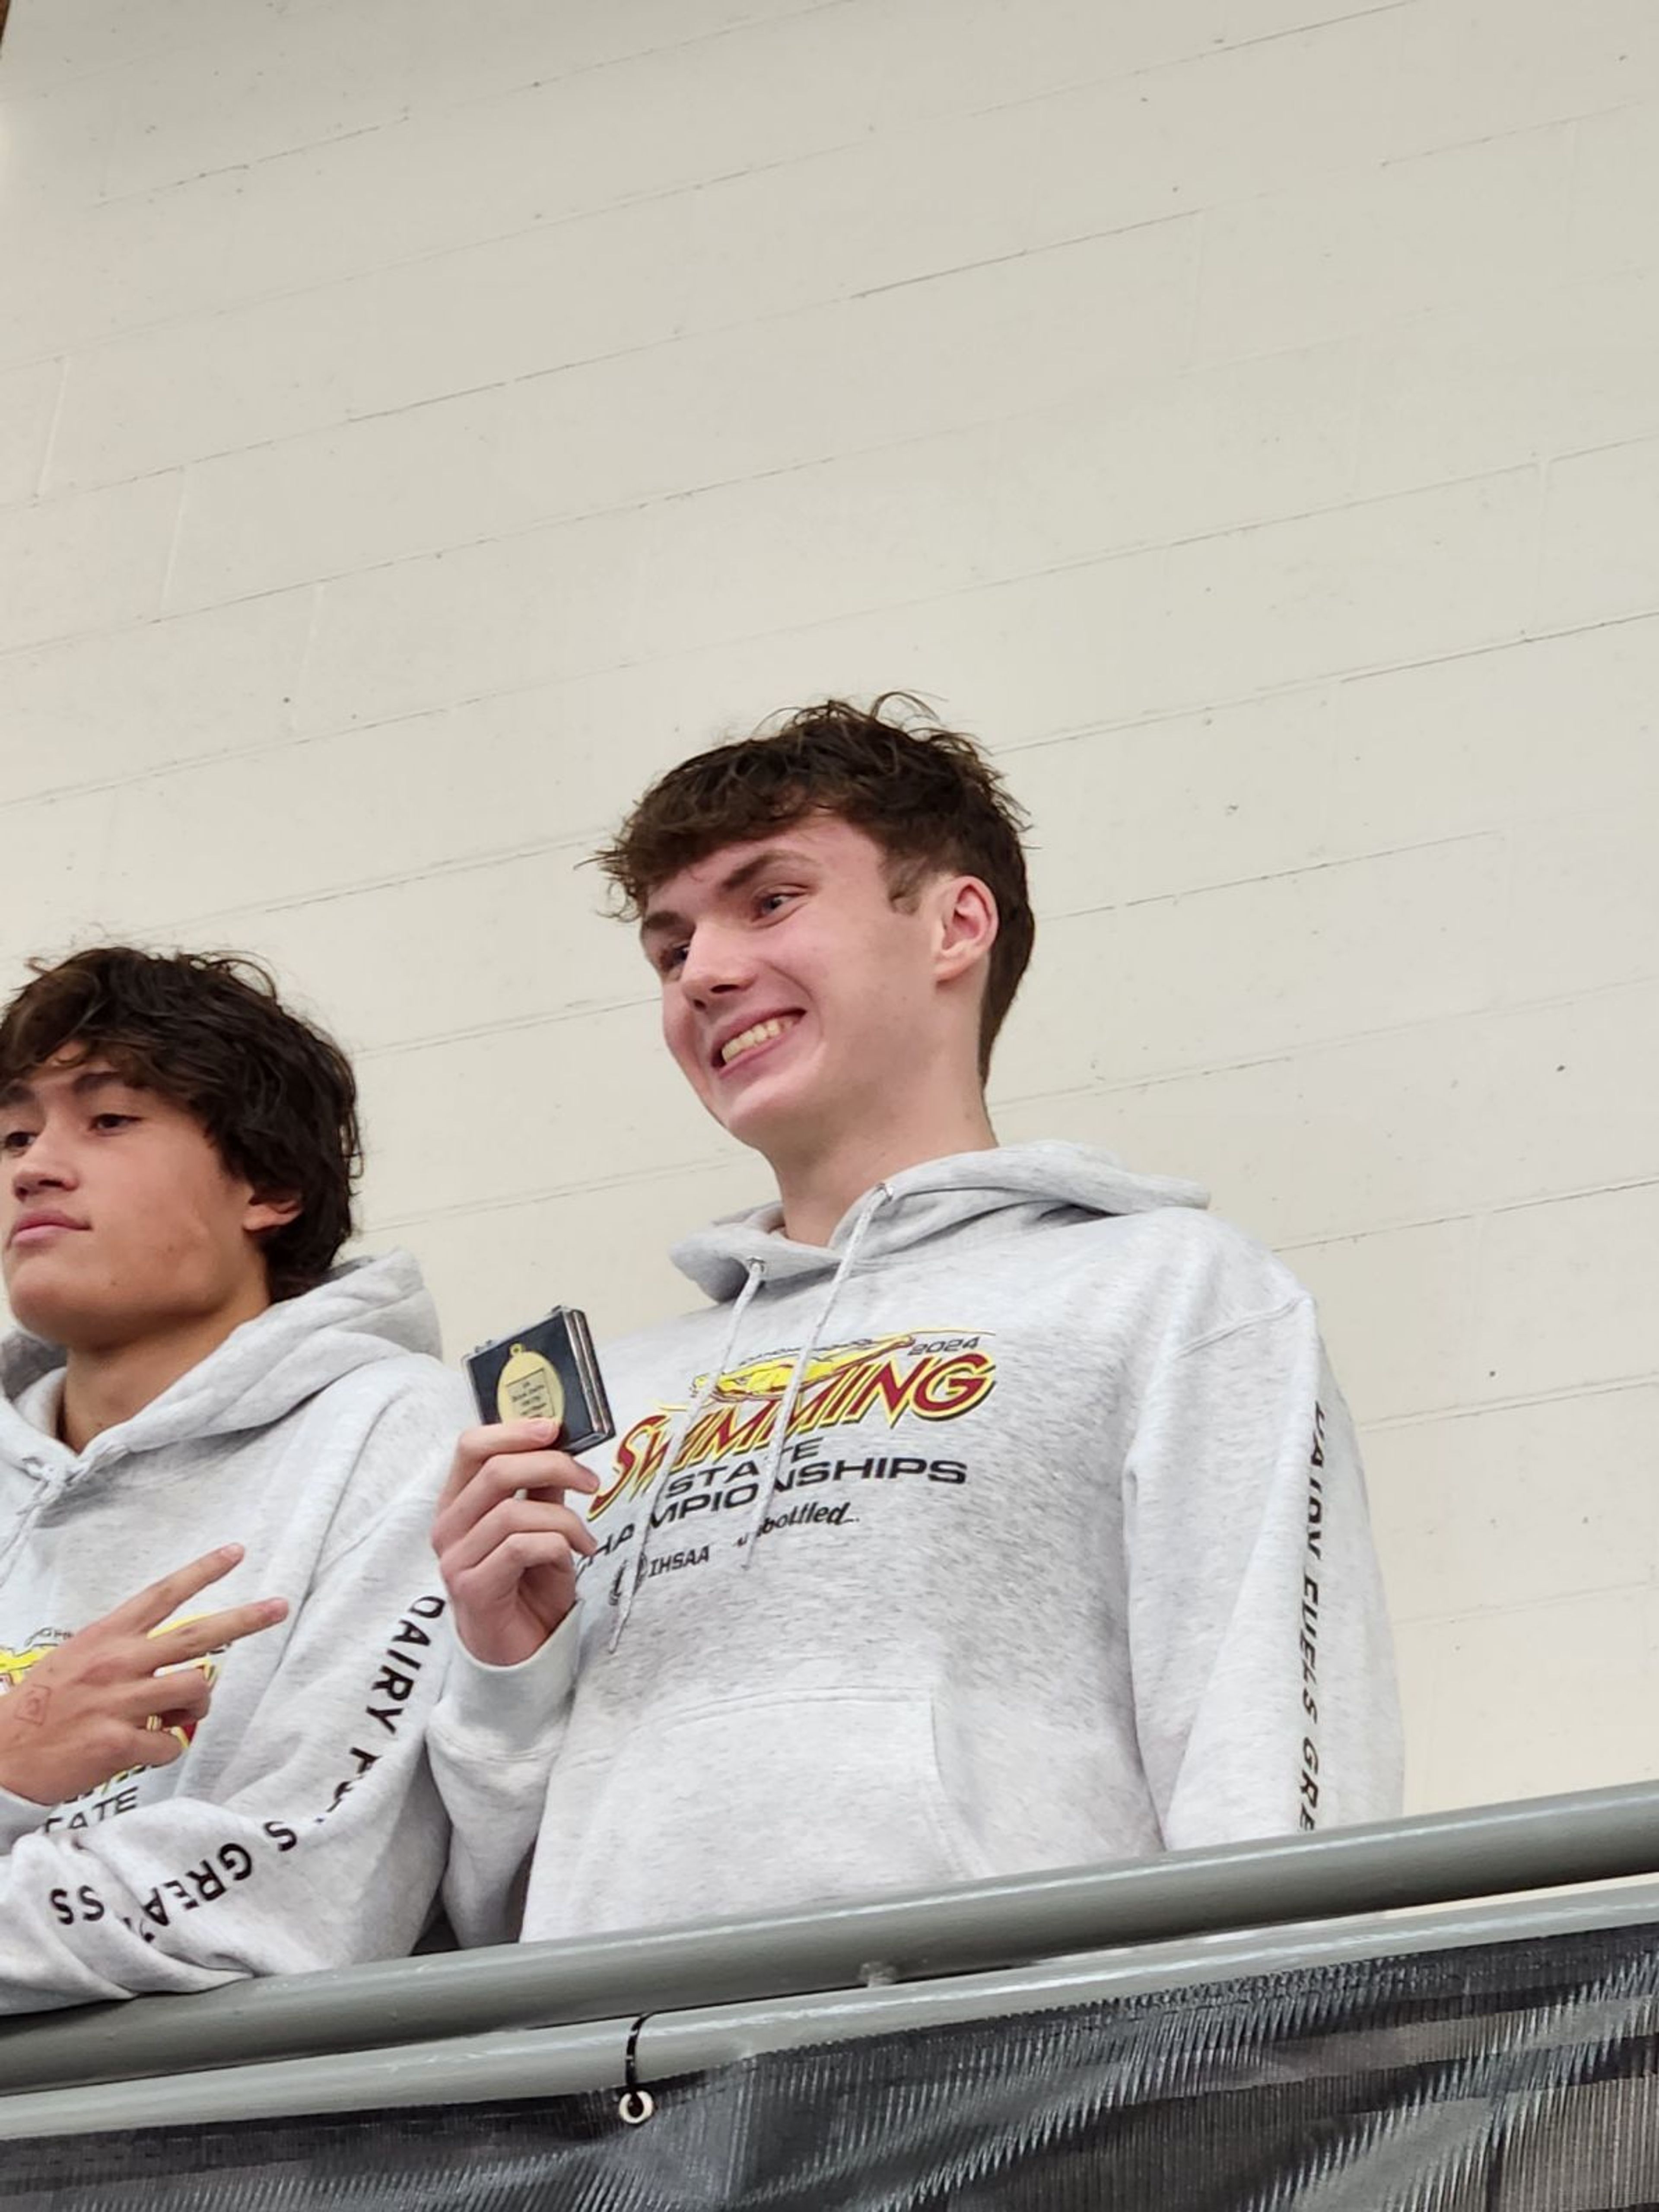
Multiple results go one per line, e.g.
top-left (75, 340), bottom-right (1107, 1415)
top-left (1, 0), bottom-right (1655, 1819)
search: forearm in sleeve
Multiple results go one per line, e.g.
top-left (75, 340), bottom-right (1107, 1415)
top-left (428, 1609), bottom-right (580, 1948)
top-left (1126, 1297), bottom-right (1403, 1851)
top-left (0, 1528), bottom-right (452, 2014)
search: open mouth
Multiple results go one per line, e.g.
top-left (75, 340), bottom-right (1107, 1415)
top-left (715, 1014), bottom-right (801, 1071)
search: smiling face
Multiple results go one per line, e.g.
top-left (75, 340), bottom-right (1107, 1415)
top-left (0, 1054), bottom-right (295, 1353)
top-left (640, 814), bottom-right (990, 1169)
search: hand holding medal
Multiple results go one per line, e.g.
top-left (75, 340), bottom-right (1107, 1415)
top-left (432, 1309), bottom-right (615, 1668)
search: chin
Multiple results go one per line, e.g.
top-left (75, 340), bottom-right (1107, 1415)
top-left (719, 1081), bottom-right (831, 1163)
top-left (3, 1251), bottom-right (49, 1318)
top-left (5, 1284), bottom-right (85, 1347)
top-left (720, 1116), bottom-right (785, 1162)
top-left (6, 1264), bottom-right (143, 1352)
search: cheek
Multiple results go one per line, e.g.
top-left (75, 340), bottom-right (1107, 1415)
top-left (661, 999), bottom-right (707, 1086)
top-left (122, 1166), bottom-right (228, 1266)
top-left (834, 941), bottom-right (921, 1027)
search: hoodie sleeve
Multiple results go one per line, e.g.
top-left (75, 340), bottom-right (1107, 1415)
top-left (0, 1405), bottom-right (453, 2016)
top-left (426, 1607), bottom-right (581, 1947)
top-left (1123, 1290), bottom-right (1402, 1850)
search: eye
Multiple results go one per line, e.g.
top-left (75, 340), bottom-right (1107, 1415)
top-left (90, 1112), bottom-right (139, 1132)
top-left (0, 1129), bottom-right (32, 1157)
top-left (656, 942), bottom-right (689, 978)
top-left (755, 888), bottom-right (799, 919)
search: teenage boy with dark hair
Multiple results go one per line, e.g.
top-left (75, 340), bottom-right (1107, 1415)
top-left (0, 947), bottom-right (465, 2013)
top-left (430, 698), bottom-right (1401, 1945)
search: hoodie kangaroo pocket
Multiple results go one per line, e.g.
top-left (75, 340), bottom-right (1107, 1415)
top-left (540, 1686), bottom-right (992, 1936)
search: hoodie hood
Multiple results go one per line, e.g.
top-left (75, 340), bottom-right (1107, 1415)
top-left (0, 1249), bottom-right (442, 1464)
top-left (671, 1141), bottom-right (1210, 1302)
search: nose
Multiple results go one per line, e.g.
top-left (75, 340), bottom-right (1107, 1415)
top-left (677, 919), bottom-right (753, 1006)
top-left (11, 1130), bottom-right (74, 1199)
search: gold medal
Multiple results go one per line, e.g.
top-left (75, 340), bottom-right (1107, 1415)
top-left (465, 1306), bottom-right (613, 1454)
top-left (495, 1342), bottom-right (566, 1427)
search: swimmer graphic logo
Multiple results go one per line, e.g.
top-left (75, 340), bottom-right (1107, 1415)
top-left (702, 1335), bottom-right (916, 1403)
top-left (593, 1332), bottom-right (996, 1518)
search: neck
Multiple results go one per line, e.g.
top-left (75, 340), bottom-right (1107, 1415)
top-left (59, 1283), bottom-right (271, 1453)
top-left (771, 1096), bottom-right (998, 1249)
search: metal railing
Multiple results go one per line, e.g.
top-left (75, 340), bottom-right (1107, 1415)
top-left (2, 1780), bottom-right (1657, 2139)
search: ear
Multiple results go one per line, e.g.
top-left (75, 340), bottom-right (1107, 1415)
top-left (242, 1188), bottom-right (303, 1238)
top-left (932, 874), bottom-right (999, 985)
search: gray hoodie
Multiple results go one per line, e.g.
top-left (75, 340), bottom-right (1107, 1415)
top-left (0, 1251), bottom-right (469, 2014)
top-left (433, 1145), bottom-right (1402, 1945)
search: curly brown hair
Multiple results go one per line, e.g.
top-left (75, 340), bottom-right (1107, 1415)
top-left (0, 948), bottom-right (360, 1302)
top-left (593, 695), bottom-right (1036, 1080)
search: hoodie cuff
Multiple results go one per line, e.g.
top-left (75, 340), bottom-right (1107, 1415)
top-left (440, 1607), bottom-right (581, 1761)
top-left (0, 1781), bottom-right (54, 1850)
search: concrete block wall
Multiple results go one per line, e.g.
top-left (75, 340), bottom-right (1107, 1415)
top-left (1, 0), bottom-right (1655, 1816)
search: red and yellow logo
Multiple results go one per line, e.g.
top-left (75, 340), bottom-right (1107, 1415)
top-left (593, 1332), bottom-right (995, 1516)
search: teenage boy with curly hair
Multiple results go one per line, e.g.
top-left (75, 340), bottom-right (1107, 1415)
top-left (431, 699), bottom-right (1401, 1944)
top-left (0, 948), bottom-right (466, 2012)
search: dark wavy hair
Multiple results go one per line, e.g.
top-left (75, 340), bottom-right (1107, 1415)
top-left (0, 947), bottom-right (360, 1301)
top-left (593, 695), bottom-right (1036, 1080)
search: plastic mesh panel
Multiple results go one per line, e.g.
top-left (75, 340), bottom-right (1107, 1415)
top-left (7, 1924), bottom-right (1659, 2211)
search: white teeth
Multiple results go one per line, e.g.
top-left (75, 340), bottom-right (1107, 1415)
top-left (720, 1017), bottom-right (793, 1066)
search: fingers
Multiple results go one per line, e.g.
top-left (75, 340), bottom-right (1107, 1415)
top-left (437, 1421), bottom-right (566, 1514)
top-left (440, 1496), bottom-right (597, 1583)
top-left (123, 1662), bottom-right (214, 1726)
top-left (107, 1545), bottom-right (246, 1635)
top-left (124, 1726), bottom-right (190, 1771)
top-left (432, 1438), bottom-right (600, 1554)
top-left (445, 1531), bottom-right (584, 1615)
top-left (143, 1598), bottom-right (288, 1670)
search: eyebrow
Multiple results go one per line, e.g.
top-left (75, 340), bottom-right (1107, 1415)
top-left (0, 1069), bottom-right (144, 1111)
top-left (639, 847), bottom-right (817, 943)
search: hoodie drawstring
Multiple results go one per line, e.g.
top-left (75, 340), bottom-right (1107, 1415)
top-left (608, 1182), bottom-right (893, 1643)
top-left (737, 1182), bottom-right (892, 1570)
top-left (608, 1259), bottom-right (766, 1651)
